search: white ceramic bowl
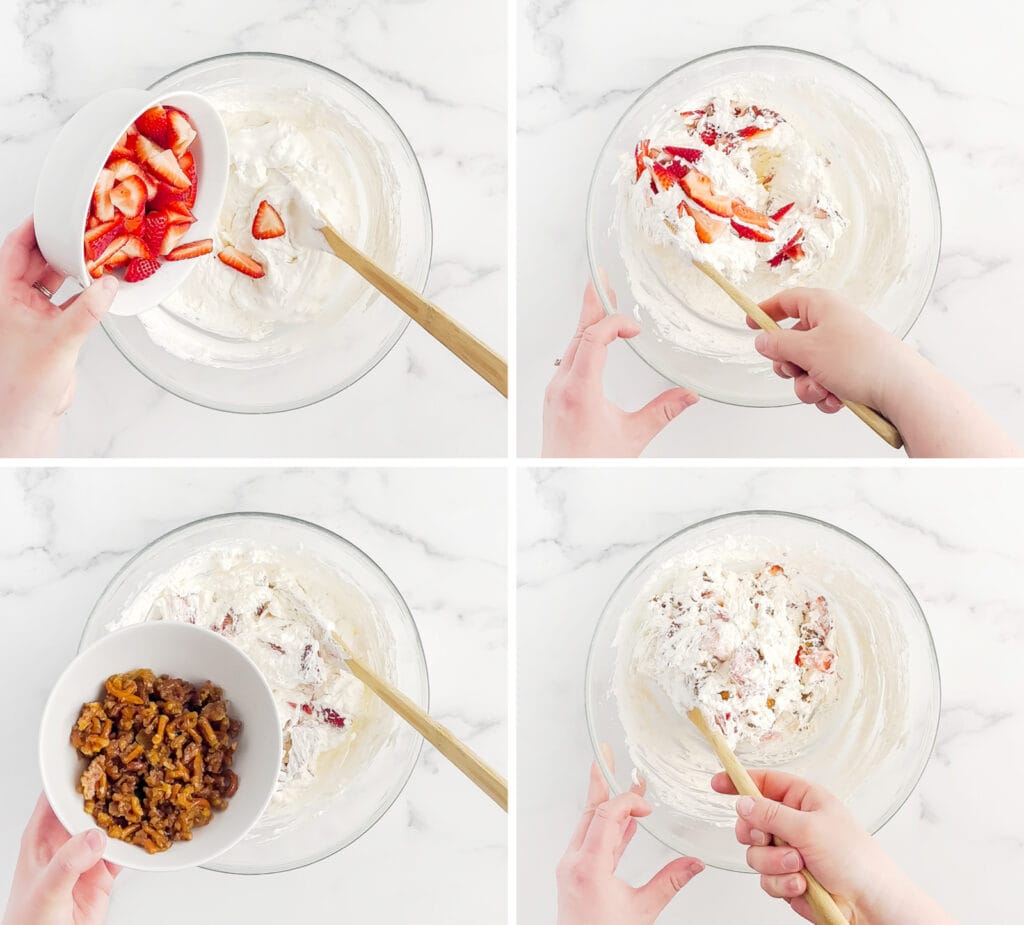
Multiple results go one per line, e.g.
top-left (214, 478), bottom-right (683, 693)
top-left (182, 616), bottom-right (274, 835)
top-left (33, 88), bottom-right (228, 317)
top-left (39, 622), bottom-right (282, 872)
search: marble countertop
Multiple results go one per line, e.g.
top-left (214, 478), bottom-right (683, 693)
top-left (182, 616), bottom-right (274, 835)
top-left (517, 465), bottom-right (1024, 922)
top-left (1, 0), bottom-right (506, 457)
top-left (517, 0), bottom-right (1024, 457)
top-left (0, 467), bottom-right (507, 923)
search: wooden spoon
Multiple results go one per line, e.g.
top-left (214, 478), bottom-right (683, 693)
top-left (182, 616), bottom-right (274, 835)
top-left (687, 707), bottom-right (850, 925)
top-left (320, 225), bottom-right (507, 397)
top-left (335, 634), bottom-right (508, 811)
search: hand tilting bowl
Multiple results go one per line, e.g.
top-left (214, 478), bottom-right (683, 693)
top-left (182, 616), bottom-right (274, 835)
top-left (586, 510), bottom-right (940, 871)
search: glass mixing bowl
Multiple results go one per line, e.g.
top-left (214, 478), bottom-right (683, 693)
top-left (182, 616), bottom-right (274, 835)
top-left (587, 46), bottom-right (941, 407)
top-left (80, 512), bottom-right (428, 874)
top-left (586, 510), bottom-right (940, 871)
top-left (102, 53), bottom-right (432, 413)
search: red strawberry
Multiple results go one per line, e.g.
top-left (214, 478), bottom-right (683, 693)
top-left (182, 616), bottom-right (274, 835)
top-left (165, 238), bottom-right (214, 261)
top-left (164, 201), bottom-right (196, 225)
top-left (86, 234), bottom-right (128, 278)
top-left (218, 246), bottom-right (265, 279)
top-left (167, 110), bottom-right (197, 157)
top-left (132, 133), bottom-right (163, 165)
top-left (124, 257), bottom-right (161, 283)
top-left (120, 235), bottom-right (152, 260)
top-left (142, 213), bottom-right (168, 254)
top-left (84, 220), bottom-right (125, 262)
top-left (147, 149), bottom-right (191, 189)
top-left (87, 215), bottom-right (102, 229)
top-left (123, 215), bottom-right (145, 234)
top-left (662, 145), bottom-right (703, 163)
top-left (103, 249), bottom-right (131, 272)
top-left (252, 200), bottom-right (285, 239)
top-left (319, 707), bottom-right (346, 728)
top-left (732, 201), bottom-right (772, 229)
top-left (178, 150), bottom-right (197, 185)
top-left (770, 202), bottom-right (795, 222)
top-left (91, 169), bottom-right (116, 222)
top-left (151, 183), bottom-right (188, 210)
top-left (738, 125), bottom-right (771, 139)
top-left (768, 228), bottom-right (806, 268)
top-left (700, 126), bottom-right (717, 146)
top-left (84, 218), bottom-right (120, 246)
top-left (158, 223), bottom-right (189, 256)
top-left (650, 162), bottom-right (679, 192)
top-left (110, 131), bottom-right (134, 160)
top-left (679, 200), bottom-right (727, 244)
top-left (109, 175), bottom-right (147, 218)
top-left (134, 106), bottom-right (171, 147)
top-left (730, 219), bottom-right (774, 243)
top-left (680, 171), bottom-right (733, 217)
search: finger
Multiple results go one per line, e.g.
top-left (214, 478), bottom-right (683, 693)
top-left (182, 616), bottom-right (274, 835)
top-left (758, 288), bottom-right (828, 325)
top-left (736, 795), bottom-right (812, 845)
top-left (568, 759), bottom-right (612, 850)
top-left (0, 216), bottom-right (49, 284)
top-left (754, 329), bottom-right (815, 372)
top-left (579, 792), bottom-right (651, 866)
top-left (571, 313), bottom-right (641, 382)
top-left (734, 815), bottom-right (770, 847)
top-left (817, 394), bottom-right (843, 414)
top-left (725, 769), bottom-right (820, 808)
top-left (611, 817), bottom-right (637, 869)
top-left (37, 829), bottom-right (107, 900)
top-left (597, 267), bottom-right (618, 310)
top-left (775, 360), bottom-right (803, 379)
top-left (74, 858), bottom-right (120, 918)
top-left (790, 895), bottom-right (818, 924)
top-left (793, 374), bottom-right (828, 405)
top-left (635, 856), bottom-right (704, 916)
top-left (560, 281), bottom-right (608, 370)
top-left (761, 872), bottom-right (807, 900)
top-left (59, 275), bottom-right (117, 345)
top-left (34, 266), bottom-right (67, 296)
top-left (746, 845), bottom-right (804, 876)
top-left (630, 387), bottom-right (699, 446)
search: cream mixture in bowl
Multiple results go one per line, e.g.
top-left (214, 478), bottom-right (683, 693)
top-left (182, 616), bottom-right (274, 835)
top-left (102, 53), bottom-right (432, 413)
top-left (80, 513), bottom-right (428, 874)
top-left (588, 47), bottom-right (941, 407)
top-left (586, 511), bottom-right (940, 871)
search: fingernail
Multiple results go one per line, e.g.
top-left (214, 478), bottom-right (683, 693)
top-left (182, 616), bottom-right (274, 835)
top-left (85, 828), bottom-right (105, 851)
top-left (736, 796), bottom-right (755, 817)
top-left (750, 828), bottom-right (768, 846)
top-left (785, 851), bottom-right (802, 872)
top-left (99, 274), bottom-right (118, 293)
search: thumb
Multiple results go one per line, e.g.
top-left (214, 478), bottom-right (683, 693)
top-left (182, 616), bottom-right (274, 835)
top-left (37, 829), bottom-right (107, 901)
top-left (754, 328), bottom-right (813, 369)
top-left (60, 275), bottom-right (117, 345)
top-left (631, 388), bottom-right (699, 443)
top-left (635, 856), bottom-right (704, 916)
top-left (736, 795), bottom-right (812, 846)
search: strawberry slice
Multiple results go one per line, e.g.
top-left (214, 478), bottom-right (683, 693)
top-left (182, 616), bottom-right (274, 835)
top-left (700, 126), bottom-right (717, 147)
top-left (680, 171), bottom-right (733, 217)
top-left (178, 150), bottom-right (197, 186)
top-left (679, 200), bottom-right (727, 244)
top-left (167, 110), bottom-right (197, 158)
top-left (737, 125), bottom-right (771, 139)
top-left (91, 169), bottom-right (116, 222)
top-left (109, 175), bottom-right (147, 218)
top-left (110, 131), bottom-right (134, 160)
top-left (86, 234), bottom-right (128, 278)
top-left (123, 215), bottom-right (145, 234)
top-left (650, 162), bottom-right (691, 192)
top-left (103, 249), bottom-right (131, 272)
top-left (135, 106), bottom-right (171, 147)
top-left (84, 218), bottom-right (121, 247)
top-left (142, 213), bottom-right (168, 255)
top-left (84, 220), bottom-right (125, 262)
top-left (124, 257), bottom-right (161, 283)
top-left (132, 133), bottom-right (163, 166)
top-left (218, 246), bottom-right (265, 279)
top-left (120, 235), bottom-right (152, 260)
top-left (662, 145), bottom-right (703, 163)
top-left (768, 228), bottom-right (806, 268)
top-left (252, 200), bottom-right (285, 239)
top-left (731, 201), bottom-right (772, 229)
top-left (165, 238), bottom-right (214, 261)
top-left (770, 202), bottom-right (795, 222)
top-left (158, 223), bottom-right (190, 257)
top-left (147, 149), bottom-right (191, 189)
top-left (164, 201), bottom-right (196, 225)
top-left (730, 219), bottom-right (774, 243)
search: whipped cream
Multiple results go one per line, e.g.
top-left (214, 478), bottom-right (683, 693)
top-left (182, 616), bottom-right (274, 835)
top-left (109, 542), bottom-right (396, 817)
top-left (143, 87), bottom-right (402, 367)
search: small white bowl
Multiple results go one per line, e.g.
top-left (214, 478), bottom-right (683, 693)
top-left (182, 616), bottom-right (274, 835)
top-left (33, 89), bottom-right (228, 317)
top-left (39, 622), bottom-right (281, 872)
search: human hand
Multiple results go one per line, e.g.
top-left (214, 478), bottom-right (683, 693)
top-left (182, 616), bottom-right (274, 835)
top-left (557, 748), bottom-right (703, 925)
top-left (2, 794), bottom-right (121, 925)
top-left (713, 770), bottom-right (954, 925)
top-left (543, 281), bottom-right (698, 457)
top-left (0, 217), bottom-right (118, 457)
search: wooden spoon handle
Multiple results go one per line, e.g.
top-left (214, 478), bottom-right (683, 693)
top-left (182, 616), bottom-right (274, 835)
top-left (344, 650), bottom-right (508, 812)
top-left (320, 225), bottom-right (508, 397)
top-left (687, 709), bottom-right (850, 925)
top-left (693, 261), bottom-right (903, 450)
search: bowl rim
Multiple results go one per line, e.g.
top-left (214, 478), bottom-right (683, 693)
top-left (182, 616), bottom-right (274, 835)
top-left (80, 510), bottom-right (430, 875)
top-left (585, 44), bottom-right (943, 409)
top-left (101, 50), bottom-right (434, 415)
top-left (41, 620), bottom-right (284, 872)
top-left (584, 507), bottom-right (942, 871)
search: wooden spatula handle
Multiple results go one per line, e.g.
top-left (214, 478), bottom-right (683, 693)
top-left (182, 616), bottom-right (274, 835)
top-left (687, 709), bottom-right (850, 925)
top-left (320, 226), bottom-right (508, 397)
top-left (344, 651), bottom-right (508, 812)
top-left (693, 261), bottom-right (903, 450)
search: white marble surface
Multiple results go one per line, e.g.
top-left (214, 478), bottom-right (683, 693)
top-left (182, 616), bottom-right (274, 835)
top-left (517, 466), bottom-right (1024, 922)
top-left (517, 0), bottom-right (1024, 457)
top-left (0, 0), bottom-right (506, 457)
top-left (0, 468), bottom-right (507, 923)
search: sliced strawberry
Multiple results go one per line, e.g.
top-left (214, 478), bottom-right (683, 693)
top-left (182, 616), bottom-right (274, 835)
top-left (91, 169), bottom-right (116, 222)
top-left (680, 171), bottom-right (733, 217)
top-left (132, 133), bottom-right (163, 165)
top-left (123, 215), bottom-right (145, 234)
top-left (700, 126), bottom-right (717, 147)
top-left (253, 200), bottom-right (285, 240)
top-left (634, 139), bottom-right (650, 181)
top-left (178, 150), bottom-right (197, 186)
top-left (107, 157), bottom-right (142, 182)
top-left (124, 257), bottom-right (161, 283)
top-left (768, 228), bottom-right (806, 268)
top-left (770, 202), bottom-right (795, 222)
top-left (167, 109), bottom-right (197, 157)
top-left (110, 131), bottom-right (134, 160)
top-left (650, 162), bottom-right (676, 192)
top-left (662, 145), bottom-right (703, 163)
top-left (142, 213), bottom-right (168, 255)
top-left (165, 238), bottom-right (214, 261)
top-left (732, 201), bottom-right (772, 229)
top-left (737, 125), bottom-right (771, 139)
top-left (158, 223), bottom-right (189, 256)
top-left (109, 175), bottom-right (147, 218)
top-left (87, 215), bottom-right (102, 229)
top-left (147, 149), bottom-right (191, 189)
top-left (103, 249), bottom-right (131, 272)
top-left (679, 200), bottom-right (727, 244)
top-left (319, 707), bottom-right (346, 728)
top-left (85, 220), bottom-right (125, 262)
top-left (120, 235), bottom-right (152, 259)
top-left (218, 246), bottom-right (265, 279)
top-left (135, 106), bottom-right (171, 147)
top-left (730, 219), bottom-right (774, 243)
top-left (164, 201), bottom-right (196, 225)
top-left (86, 234), bottom-right (128, 278)
top-left (84, 218), bottom-right (120, 247)
top-left (151, 183), bottom-right (188, 210)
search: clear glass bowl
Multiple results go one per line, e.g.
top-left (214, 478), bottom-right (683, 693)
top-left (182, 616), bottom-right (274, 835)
top-left (80, 512), bottom-right (429, 874)
top-left (587, 46), bottom-right (941, 407)
top-left (102, 53), bottom-right (432, 413)
top-left (586, 510), bottom-right (940, 871)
